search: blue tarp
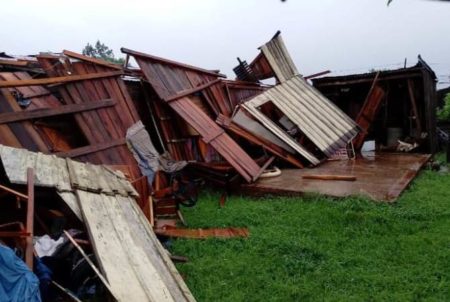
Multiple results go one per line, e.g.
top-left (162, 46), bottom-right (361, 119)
top-left (0, 244), bottom-right (41, 302)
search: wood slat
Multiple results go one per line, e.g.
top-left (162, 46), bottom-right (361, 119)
top-left (0, 99), bottom-right (116, 124)
top-left (0, 70), bottom-right (123, 88)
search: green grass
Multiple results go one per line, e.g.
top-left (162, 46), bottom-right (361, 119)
top-left (171, 166), bottom-right (450, 301)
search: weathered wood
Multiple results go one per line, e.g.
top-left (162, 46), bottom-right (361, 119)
top-left (64, 230), bottom-right (117, 300)
top-left (302, 174), bottom-right (357, 181)
top-left (0, 184), bottom-right (28, 200)
top-left (0, 99), bottom-right (116, 124)
top-left (121, 48), bottom-right (226, 78)
top-left (353, 84), bottom-right (385, 150)
top-left (25, 168), bottom-right (34, 269)
top-left (0, 70), bottom-right (123, 88)
top-left (63, 50), bottom-right (123, 70)
top-left (407, 79), bottom-right (422, 136)
top-left (314, 72), bottom-right (422, 87)
top-left (254, 156), bottom-right (275, 181)
top-left (243, 153), bottom-right (430, 202)
top-left (155, 227), bottom-right (250, 239)
top-left (51, 281), bottom-right (83, 302)
top-left (164, 79), bottom-right (222, 102)
top-left (0, 59), bottom-right (30, 67)
top-left (55, 138), bottom-right (126, 158)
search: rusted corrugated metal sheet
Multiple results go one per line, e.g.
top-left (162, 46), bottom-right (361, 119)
top-left (122, 48), bottom-right (266, 182)
top-left (0, 144), bottom-right (196, 302)
top-left (243, 76), bottom-right (359, 160)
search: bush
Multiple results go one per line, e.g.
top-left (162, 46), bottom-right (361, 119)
top-left (437, 93), bottom-right (450, 121)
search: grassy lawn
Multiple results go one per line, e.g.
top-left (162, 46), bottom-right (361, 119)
top-left (171, 166), bottom-right (450, 301)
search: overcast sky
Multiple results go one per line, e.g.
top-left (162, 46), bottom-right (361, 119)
top-left (2, 0), bottom-right (449, 87)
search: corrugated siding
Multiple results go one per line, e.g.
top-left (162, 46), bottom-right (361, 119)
top-left (260, 34), bottom-right (300, 83)
top-left (243, 76), bottom-right (359, 160)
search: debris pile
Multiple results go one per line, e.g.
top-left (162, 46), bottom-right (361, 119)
top-left (0, 32), bottom-right (436, 300)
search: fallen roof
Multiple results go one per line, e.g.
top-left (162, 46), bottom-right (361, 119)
top-left (242, 76), bottom-right (359, 160)
top-left (313, 56), bottom-right (437, 86)
top-left (239, 32), bottom-right (360, 163)
top-left (0, 145), bottom-right (196, 302)
top-left (123, 48), bottom-right (270, 182)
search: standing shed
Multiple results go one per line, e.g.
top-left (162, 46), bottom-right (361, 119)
top-left (312, 57), bottom-right (438, 153)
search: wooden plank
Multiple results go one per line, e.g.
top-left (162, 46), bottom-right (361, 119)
top-left (216, 114), bottom-right (304, 168)
top-left (154, 227), bottom-right (249, 239)
top-left (407, 79), bottom-right (422, 137)
top-left (0, 99), bottom-right (116, 124)
top-left (63, 50), bottom-right (123, 70)
top-left (64, 230), bottom-right (117, 300)
top-left (0, 70), bottom-right (123, 88)
top-left (353, 85), bottom-right (385, 149)
top-left (0, 59), bottom-right (30, 67)
top-left (313, 72), bottom-right (423, 87)
top-left (254, 156), bottom-right (275, 181)
top-left (122, 48), bottom-right (226, 78)
top-left (302, 174), bottom-right (357, 181)
top-left (164, 79), bottom-right (222, 102)
top-left (0, 183), bottom-right (28, 200)
top-left (243, 153), bottom-right (430, 202)
top-left (25, 168), bottom-right (34, 269)
top-left (56, 138), bottom-right (126, 158)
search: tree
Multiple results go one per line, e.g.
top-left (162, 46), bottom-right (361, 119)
top-left (82, 40), bottom-right (124, 64)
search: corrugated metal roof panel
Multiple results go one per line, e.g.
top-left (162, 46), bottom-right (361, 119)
top-left (243, 76), bottom-right (359, 161)
top-left (260, 33), bottom-right (300, 82)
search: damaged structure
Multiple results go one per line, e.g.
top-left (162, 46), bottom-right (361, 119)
top-left (0, 32), bottom-right (437, 300)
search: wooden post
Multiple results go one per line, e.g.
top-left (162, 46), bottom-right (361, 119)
top-left (25, 167), bottom-right (34, 270)
top-left (407, 79), bottom-right (422, 137)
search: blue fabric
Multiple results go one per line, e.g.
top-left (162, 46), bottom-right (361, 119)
top-left (0, 245), bottom-right (41, 302)
top-left (34, 258), bottom-right (51, 301)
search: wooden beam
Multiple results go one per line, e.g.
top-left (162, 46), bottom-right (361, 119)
top-left (164, 79), bottom-right (222, 102)
top-left (0, 99), bottom-right (116, 124)
top-left (22, 90), bottom-right (52, 99)
top-left (25, 168), bottom-right (34, 270)
top-left (407, 79), bottom-right (422, 136)
top-left (0, 184), bottom-right (28, 200)
top-left (121, 47), bottom-right (226, 78)
top-left (0, 70), bottom-right (123, 88)
top-left (313, 72), bottom-right (423, 87)
top-left (55, 138), bottom-right (126, 158)
top-left (63, 230), bottom-right (117, 300)
top-left (0, 60), bottom-right (30, 67)
top-left (304, 70), bottom-right (331, 80)
top-left (254, 156), bottom-right (275, 181)
top-left (63, 50), bottom-right (123, 70)
top-left (302, 174), bottom-right (357, 181)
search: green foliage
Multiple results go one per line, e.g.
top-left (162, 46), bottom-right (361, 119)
top-left (437, 93), bottom-right (450, 121)
top-left (172, 167), bottom-right (450, 301)
top-left (82, 40), bottom-right (124, 64)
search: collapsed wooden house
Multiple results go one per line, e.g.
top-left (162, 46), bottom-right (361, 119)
top-left (0, 32), bottom-right (437, 300)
